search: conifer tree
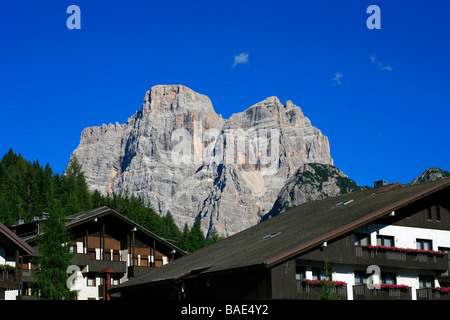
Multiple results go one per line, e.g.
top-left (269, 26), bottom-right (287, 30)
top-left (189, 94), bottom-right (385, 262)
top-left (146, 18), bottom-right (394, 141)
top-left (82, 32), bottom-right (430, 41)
top-left (61, 156), bottom-right (92, 214)
top-left (206, 227), bottom-right (222, 245)
top-left (31, 199), bottom-right (76, 300)
top-left (185, 218), bottom-right (206, 252)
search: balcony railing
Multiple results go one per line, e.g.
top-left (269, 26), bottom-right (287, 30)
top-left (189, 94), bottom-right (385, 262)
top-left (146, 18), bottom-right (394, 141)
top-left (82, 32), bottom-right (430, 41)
top-left (71, 253), bottom-right (126, 273)
top-left (417, 288), bottom-right (450, 300)
top-left (296, 280), bottom-right (348, 300)
top-left (355, 246), bottom-right (448, 271)
top-left (0, 271), bottom-right (19, 290)
top-left (353, 284), bottom-right (412, 300)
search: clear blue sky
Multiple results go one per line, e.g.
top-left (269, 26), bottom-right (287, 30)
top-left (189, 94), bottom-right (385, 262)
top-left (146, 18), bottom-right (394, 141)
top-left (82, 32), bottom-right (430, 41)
top-left (1, 0), bottom-right (449, 187)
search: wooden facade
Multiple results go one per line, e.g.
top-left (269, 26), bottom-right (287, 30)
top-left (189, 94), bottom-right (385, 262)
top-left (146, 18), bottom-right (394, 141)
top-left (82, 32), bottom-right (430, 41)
top-left (11, 207), bottom-right (185, 300)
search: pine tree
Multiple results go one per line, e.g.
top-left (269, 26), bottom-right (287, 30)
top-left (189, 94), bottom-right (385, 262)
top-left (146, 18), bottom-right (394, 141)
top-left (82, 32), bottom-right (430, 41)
top-left (162, 211), bottom-right (181, 244)
top-left (206, 227), bottom-right (222, 246)
top-left (185, 218), bottom-right (206, 252)
top-left (31, 199), bottom-right (76, 300)
top-left (61, 156), bottom-right (92, 214)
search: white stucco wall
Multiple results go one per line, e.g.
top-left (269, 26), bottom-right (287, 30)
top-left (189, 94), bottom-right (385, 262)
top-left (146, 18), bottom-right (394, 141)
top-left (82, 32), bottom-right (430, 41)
top-left (356, 223), bottom-right (450, 251)
top-left (345, 223), bottom-right (450, 300)
top-left (0, 246), bottom-right (5, 265)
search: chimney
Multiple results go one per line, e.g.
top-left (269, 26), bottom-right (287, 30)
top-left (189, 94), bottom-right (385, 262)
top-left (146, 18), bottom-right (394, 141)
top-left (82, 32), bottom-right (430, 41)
top-left (374, 180), bottom-right (387, 188)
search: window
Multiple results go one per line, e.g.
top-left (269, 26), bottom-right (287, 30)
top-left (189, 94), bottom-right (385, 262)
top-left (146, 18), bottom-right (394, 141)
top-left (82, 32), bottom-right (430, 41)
top-left (113, 251), bottom-right (120, 262)
top-left (416, 239), bottom-right (432, 251)
top-left (427, 207), bottom-right (432, 221)
top-left (419, 275), bottom-right (434, 288)
top-left (377, 235), bottom-right (394, 247)
top-left (88, 249), bottom-right (96, 260)
top-left (436, 205), bottom-right (441, 221)
top-left (354, 233), bottom-right (371, 246)
top-left (295, 266), bottom-right (306, 280)
top-left (354, 270), bottom-right (369, 285)
top-left (112, 278), bottom-right (120, 286)
top-left (381, 272), bottom-right (396, 285)
top-left (69, 244), bottom-right (77, 253)
top-left (312, 267), bottom-right (327, 281)
top-left (438, 247), bottom-right (450, 261)
top-left (87, 275), bottom-right (96, 287)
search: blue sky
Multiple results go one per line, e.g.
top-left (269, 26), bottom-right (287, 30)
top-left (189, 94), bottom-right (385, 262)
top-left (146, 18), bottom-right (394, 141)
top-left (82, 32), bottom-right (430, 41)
top-left (0, 0), bottom-right (449, 187)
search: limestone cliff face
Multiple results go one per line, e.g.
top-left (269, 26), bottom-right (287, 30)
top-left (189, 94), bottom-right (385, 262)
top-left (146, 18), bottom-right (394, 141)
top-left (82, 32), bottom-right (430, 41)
top-left (70, 85), bottom-right (333, 236)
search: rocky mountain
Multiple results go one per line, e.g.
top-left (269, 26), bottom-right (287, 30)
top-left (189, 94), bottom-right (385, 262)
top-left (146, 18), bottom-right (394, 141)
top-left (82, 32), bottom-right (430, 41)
top-left (261, 163), bottom-right (362, 221)
top-left (410, 167), bottom-right (450, 185)
top-left (70, 85), bottom-right (333, 237)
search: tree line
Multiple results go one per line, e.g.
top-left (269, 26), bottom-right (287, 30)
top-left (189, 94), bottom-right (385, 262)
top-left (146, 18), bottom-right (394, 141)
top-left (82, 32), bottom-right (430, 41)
top-left (0, 148), bottom-right (221, 252)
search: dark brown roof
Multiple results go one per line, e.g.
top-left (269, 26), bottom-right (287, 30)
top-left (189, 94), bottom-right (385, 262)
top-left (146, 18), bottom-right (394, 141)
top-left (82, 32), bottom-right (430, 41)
top-left (22, 206), bottom-right (186, 256)
top-left (0, 221), bottom-right (34, 256)
top-left (112, 177), bottom-right (450, 292)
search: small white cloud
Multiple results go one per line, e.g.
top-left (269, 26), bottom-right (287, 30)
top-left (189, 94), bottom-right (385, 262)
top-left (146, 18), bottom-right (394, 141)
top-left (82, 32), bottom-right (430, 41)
top-left (333, 72), bottom-right (343, 86)
top-left (378, 64), bottom-right (393, 71)
top-left (232, 52), bottom-right (249, 68)
top-left (370, 54), bottom-right (392, 71)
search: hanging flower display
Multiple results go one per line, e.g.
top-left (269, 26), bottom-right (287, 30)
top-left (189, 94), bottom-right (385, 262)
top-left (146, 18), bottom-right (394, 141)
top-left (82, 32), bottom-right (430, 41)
top-left (378, 283), bottom-right (411, 291)
top-left (302, 279), bottom-right (346, 287)
top-left (432, 287), bottom-right (450, 294)
top-left (363, 245), bottom-right (447, 256)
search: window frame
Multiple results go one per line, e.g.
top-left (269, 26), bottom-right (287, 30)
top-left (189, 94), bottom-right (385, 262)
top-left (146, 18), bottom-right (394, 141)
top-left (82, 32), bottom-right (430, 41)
top-left (354, 233), bottom-right (371, 246)
top-left (381, 272), bottom-right (397, 285)
top-left (295, 266), bottom-right (306, 280)
top-left (354, 270), bottom-right (369, 285)
top-left (418, 275), bottom-right (434, 288)
top-left (87, 275), bottom-right (96, 287)
top-left (312, 267), bottom-right (327, 281)
top-left (416, 239), bottom-right (433, 251)
top-left (376, 235), bottom-right (395, 247)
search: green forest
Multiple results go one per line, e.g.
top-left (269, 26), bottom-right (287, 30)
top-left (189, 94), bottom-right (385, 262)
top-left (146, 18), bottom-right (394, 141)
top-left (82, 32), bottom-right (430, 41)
top-left (0, 148), bottom-right (221, 252)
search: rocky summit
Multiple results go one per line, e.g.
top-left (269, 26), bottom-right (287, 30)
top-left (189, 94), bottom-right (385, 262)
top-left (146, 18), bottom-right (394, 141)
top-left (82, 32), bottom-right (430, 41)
top-left (261, 163), bottom-right (363, 221)
top-left (70, 85), bottom-right (333, 237)
top-left (409, 167), bottom-right (450, 185)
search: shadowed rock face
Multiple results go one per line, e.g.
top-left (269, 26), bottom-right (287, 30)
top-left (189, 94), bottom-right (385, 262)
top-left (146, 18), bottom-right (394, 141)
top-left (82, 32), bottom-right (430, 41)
top-left (410, 167), bottom-right (450, 186)
top-left (70, 85), bottom-right (333, 237)
top-left (262, 163), bottom-right (363, 221)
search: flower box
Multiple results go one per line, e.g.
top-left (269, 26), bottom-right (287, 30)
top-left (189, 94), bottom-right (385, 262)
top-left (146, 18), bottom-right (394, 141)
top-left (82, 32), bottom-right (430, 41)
top-left (302, 279), bottom-right (346, 287)
top-left (378, 283), bottom-right (411, 291)
top-left (0, 264), bottom-right (17, 273)
top-left (363, 245), bottom-right (447, 257)
top-left (432, 287), bottom-right (450, 294)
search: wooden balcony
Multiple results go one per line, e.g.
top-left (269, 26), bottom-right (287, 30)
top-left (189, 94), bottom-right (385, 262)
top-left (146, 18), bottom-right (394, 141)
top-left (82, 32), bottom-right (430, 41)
top-left (417, 288), bottom-right (450, 300)
top-left (127, 265), bottom-right (156, 278)
top-left (0, 271), bottom-right (19, 290)
top-left (295, 281), bottom-right (348, 300)
top-left (71, 253), bottom-right (126, 274)
top-left (354, 246), bottom-right (448, 271)
top-left (353, 284), bottom-right (412, 300)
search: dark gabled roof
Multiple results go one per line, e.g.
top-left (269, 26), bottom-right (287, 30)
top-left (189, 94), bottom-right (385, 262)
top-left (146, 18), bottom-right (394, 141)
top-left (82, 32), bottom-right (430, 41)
top-left (0, 221), bottom-right (34, 256)
top-left (111, 177), bottom-right (450, 292)
top-left (23, 207), bottom-right (186, 256)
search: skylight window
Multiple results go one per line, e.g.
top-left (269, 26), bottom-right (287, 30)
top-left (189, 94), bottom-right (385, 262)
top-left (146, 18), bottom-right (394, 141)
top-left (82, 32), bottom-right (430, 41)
top-left (336, 199), bottom-right (354, 206)
top-left (262, 232), bottom-right (281, 239)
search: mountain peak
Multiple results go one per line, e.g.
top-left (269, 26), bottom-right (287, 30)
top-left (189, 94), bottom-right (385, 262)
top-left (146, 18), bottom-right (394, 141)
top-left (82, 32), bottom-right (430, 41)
top-left (410, 167), bottom-right (450, 185)
top-left (71, 85), bottom-right (333, 237)
top-left (142, 84), bottom-right (215, 115)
